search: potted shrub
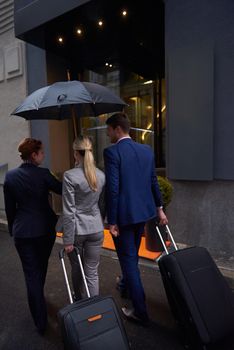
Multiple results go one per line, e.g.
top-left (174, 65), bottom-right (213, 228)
top-left (145, 176), bottom-right (173, 252)
top-left (157, 176), bottom-right (173, 209)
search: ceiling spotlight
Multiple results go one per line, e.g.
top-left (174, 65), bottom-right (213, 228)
top-left (143, 80), bottom-right (153, 85)
top-left (98, 20), bottom-right (103, 27)
top-left (58, 37), bottom-right (63, 43)
top-left (77, 28), bottom-right (82, 35)
top-left (122, 10), bottom-right (127, 17)
top-left (105, 62), bottom-right (109, 66)
top-left (109, 64), bottom-right (113, 68)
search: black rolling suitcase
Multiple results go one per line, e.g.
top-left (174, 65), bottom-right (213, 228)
top-left (156, 225), bottom-right (234, 349)
top-left (58, 247), bottom-right (130, 350)
top-left (145, 217), bottom-right (168, 252)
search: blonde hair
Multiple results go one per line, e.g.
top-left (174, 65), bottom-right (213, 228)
top-left (73, 136), bottom-right (97, 191)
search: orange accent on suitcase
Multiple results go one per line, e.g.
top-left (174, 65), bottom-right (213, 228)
top-left (88, 314), bottom-right (102, 322)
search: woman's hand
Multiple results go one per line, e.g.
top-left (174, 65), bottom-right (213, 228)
top-left (64, 244), bottom-right (74, 254)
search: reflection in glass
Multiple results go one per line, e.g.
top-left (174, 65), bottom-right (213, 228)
top-left (77, 67), bottom-right (166, 169)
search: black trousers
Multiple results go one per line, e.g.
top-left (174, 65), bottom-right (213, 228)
top-left (14, 234), bottom-right (55, 330)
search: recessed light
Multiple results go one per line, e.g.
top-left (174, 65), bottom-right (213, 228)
top-left (77, 28), bottom-right (82, 35)
top-left (122, 10), bottom-right (127, 17)
top-left (98, 20), bottom-right (103, 26)
top-left (58, 37), bottom-right (63, 43)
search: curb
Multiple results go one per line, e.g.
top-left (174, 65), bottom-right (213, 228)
top-left (0, 221), bottom-right (7, 232)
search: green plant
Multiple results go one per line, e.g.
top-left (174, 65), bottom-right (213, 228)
top-left (157, 176), bottom-right (173, 208)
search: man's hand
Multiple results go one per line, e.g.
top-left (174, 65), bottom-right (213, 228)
top-left (109, 224), bottom-right (119, 237)
top-left (158, 207), bottom-right (168, 226)
top-left (64, 244), bottom-right (74, 254)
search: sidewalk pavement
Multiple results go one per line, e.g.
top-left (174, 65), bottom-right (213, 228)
top-left (1, 225), bottom-right (234, 350)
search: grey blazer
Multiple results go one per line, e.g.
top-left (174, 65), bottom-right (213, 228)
top-left (62, 164), bottom-right (105, 245)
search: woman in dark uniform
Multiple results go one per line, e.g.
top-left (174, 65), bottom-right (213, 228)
top-left (3, 138), bottom-right (62, 334)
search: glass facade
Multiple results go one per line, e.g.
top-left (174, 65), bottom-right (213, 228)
top-left (75, 66), bottom-right (166, 169)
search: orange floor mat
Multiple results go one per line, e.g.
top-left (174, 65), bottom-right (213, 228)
top-left (57, 229), bottom-right (168, 261)
top-left (103, 229), bottom-right (168, 261)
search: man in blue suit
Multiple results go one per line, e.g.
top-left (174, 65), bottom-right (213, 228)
top-left (104, 113), bottom-right (168, 325)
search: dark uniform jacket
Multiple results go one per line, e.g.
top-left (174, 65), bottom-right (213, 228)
top-left (3, 163), bottom-right (62, 238)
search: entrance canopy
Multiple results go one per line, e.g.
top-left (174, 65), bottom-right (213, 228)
top-left (14, 0), bottom-right (164, 79)
top-left (14, 0), bottom-right (91, 39)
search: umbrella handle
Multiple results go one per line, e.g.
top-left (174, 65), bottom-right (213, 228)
top-left (71, 106), bottom-right (78, 138)
top-left (66, 71), bottom-right (77, 138)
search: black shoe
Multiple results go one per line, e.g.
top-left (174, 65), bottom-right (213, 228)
top-left (36, 320), bottom-right (47, 336)
top-left (37, 326), bottom-right (47, 336)
top-left (121, 307), bottom-right (150, 327)
top-left (116, 276), bottom-right (130, 299)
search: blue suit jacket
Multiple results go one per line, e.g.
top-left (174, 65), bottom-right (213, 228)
top-left (3, 163), bottom-right (62, 238)
top-left (103, 138), bottom-right (163, 226)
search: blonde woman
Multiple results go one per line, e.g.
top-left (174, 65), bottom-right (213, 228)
top-left (62, 136), bottom-right (105, 298)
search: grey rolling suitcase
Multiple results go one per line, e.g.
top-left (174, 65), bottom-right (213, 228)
top-left (58, 247), bottom-right (130, 350)
top-left (156, 225), bottom-right (234, 349)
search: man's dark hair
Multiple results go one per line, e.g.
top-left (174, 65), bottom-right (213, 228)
top-left (106, 112), bottom-right (130, 133)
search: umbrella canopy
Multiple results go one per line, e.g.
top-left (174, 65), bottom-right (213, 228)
top-left (11, 80), bottom-right (126, 120)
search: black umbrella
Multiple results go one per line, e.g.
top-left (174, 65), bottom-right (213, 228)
top-left (11, 80), bottom-right (126, 135)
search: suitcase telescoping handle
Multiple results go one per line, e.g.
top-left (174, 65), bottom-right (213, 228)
top-left (59, 247), bottom-right (91, 304)
top-left (156, 224), bottom-right (178, 255)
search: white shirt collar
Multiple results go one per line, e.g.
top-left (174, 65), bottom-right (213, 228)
top-left (117, 136), bottom-right (131, 143)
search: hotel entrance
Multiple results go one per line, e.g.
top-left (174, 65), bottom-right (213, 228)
top-left (15, 0), bottom-right (165, 170)
top-left (45, 0), bottom-right (166, 169)
top-left (14, 0), bottom-right (165, 215)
